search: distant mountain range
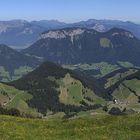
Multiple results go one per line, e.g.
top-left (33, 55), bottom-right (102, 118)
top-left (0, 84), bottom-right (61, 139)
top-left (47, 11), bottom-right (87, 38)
top-left (70, 19), bottom-right (140, 37)
top-left (23, 27), bottom-right (140, 66)
top-left (0, 19), bottom-right (140, 49)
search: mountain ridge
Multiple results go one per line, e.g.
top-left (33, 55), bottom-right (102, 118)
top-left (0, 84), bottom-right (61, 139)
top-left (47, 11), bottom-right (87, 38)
top-left (0, 19), bottom-right (140, 49)
top-left (0, 44), bottom-right (41, 81)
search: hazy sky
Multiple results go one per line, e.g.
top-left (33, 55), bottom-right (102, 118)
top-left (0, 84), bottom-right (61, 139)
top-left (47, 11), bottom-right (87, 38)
top-left (0, 0), bottom-right (140, 23)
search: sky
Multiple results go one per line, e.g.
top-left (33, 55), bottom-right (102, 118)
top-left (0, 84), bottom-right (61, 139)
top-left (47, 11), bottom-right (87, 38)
top-left (0, 0), bottom-right (140, 23)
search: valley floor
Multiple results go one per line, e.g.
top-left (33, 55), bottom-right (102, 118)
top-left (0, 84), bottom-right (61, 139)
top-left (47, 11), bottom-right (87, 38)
top-left (0, 114), bottom-right (140, 140)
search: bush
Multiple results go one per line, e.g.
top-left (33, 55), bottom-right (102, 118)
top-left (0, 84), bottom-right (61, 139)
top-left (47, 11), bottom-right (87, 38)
top-left (109, 107), bottom-right (122, 115)
top-left (0, 106), bottom-right (20, 116)
top-left (103, 106), bottom-right (108, 112)
top-left (8, 108), bottom-right (20, 116)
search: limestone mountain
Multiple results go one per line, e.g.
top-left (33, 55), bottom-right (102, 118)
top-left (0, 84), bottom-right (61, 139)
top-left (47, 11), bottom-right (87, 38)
top-left (23, 27), bottom-right (140, 66)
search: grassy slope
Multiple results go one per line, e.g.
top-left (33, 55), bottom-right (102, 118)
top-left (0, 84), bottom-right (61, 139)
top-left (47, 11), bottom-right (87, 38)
top-left (124, 79), bottom-right (140, 95)
top-left (123, 79), bottom-right (140, 110)
top-left (105, 69), bottom-right (138, 88)
top-left (0, 83), bottom-right (39, 116)
top-left (58, 74), bottom-right (83, 105)
top-left (0, 114), bottom-right (140, 140)
top-left (111, 78), bottom-right (140, 111)
top-left (57, 73), bottom-right (105, 106)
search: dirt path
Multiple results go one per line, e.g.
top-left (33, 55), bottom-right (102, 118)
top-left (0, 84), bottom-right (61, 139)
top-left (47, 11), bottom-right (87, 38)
top-left (3, 94), bottom-right (17, 106)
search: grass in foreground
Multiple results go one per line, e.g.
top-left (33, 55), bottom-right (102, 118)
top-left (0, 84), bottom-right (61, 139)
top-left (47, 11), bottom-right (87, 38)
top-left (0, 114), bottom-right (140, 140)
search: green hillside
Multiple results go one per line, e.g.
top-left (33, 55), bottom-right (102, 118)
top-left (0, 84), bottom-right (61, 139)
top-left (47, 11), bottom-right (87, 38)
top-left (5, 62), bottom-right (106, 116)
top-left (99, 68), bottom-right (140, 113)
top-left (111, 79), bottom-right (140, 111)
top-left (0, 83), bottom-right (39, 117)
top-left (2, 61), bottom-right (139, 116)
top-left (56, 73), bottom-right (105, 106)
